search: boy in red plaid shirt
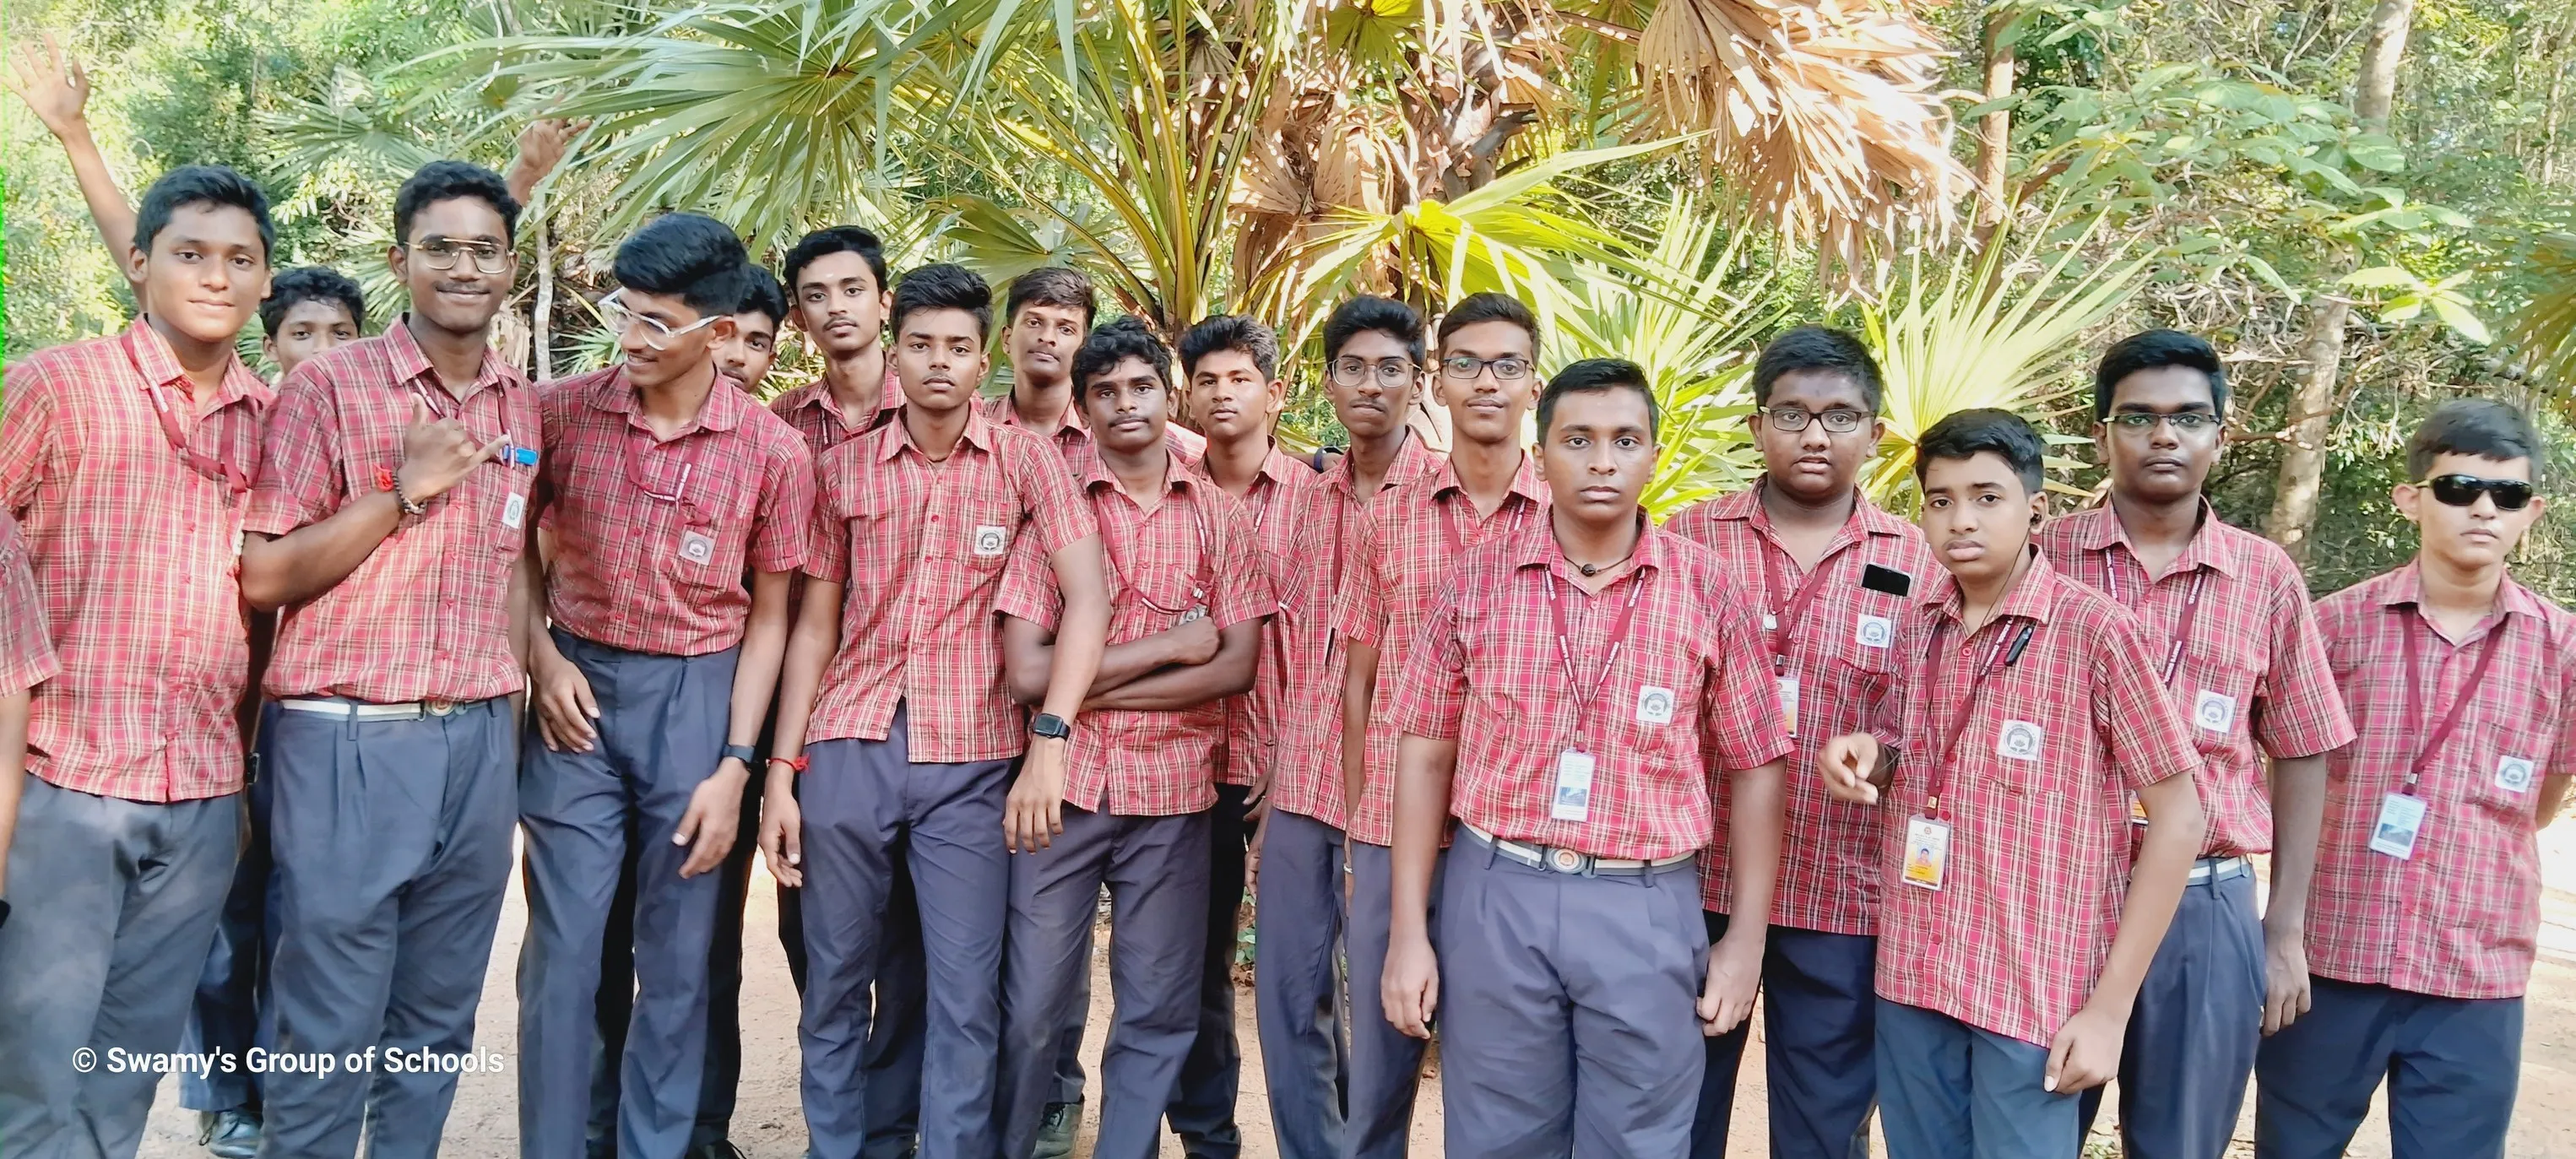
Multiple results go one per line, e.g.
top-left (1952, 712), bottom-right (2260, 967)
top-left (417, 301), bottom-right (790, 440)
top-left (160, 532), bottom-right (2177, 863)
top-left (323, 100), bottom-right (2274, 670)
top-left (2257, 398), bottom-right (2573, 1159)
top-left (1819, 408), bottom-right (2205, 1159)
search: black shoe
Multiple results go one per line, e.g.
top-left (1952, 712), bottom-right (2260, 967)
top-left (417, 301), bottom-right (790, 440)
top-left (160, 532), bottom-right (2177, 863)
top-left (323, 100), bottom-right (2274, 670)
top-left (687, 1142), bottom-right (748, 1159)
top-left (1033, 1099), bottom-right (1082, 1159)
top-left (200, 1109), bottom-right (262, 1159)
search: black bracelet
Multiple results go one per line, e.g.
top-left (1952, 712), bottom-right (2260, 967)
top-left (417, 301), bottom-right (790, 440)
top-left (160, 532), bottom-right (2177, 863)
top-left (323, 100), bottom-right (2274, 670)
top-left (720, 743), bottom-right (759, 766)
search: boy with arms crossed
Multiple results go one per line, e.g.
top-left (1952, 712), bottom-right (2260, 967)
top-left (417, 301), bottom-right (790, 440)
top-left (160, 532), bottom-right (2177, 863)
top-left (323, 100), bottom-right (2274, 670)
top-left (2039, 330), bottom-right (2354, 1159)
top-left (1334, 292), bottom-right (1550, 1158)
top-left (0, 165), bottom-right (274, 1159)
top-left (1818, 409), bottom-right (2205, 1159)
top-left (761, 264), bottom-right (1109, 1159)
top-left (1382, 359), bottom-right (1790, 1157)
top-left (1665, 327), bottom-right (1938, 1159)
top-left (2257, 399), bottom-right (2573, 1159)
top-left (992, 317), bottom-right (1270, 1159)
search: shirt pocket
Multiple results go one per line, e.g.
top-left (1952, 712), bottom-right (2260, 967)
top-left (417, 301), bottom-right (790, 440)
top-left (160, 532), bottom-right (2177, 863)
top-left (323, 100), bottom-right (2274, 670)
top-left (2180, 658), bottom-right (2262, 759)
top-left (1615, 645), bottom-right (1701, 759)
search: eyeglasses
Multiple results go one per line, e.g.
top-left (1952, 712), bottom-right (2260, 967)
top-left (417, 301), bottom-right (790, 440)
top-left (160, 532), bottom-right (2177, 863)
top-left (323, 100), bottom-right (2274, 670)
top-left (2106, 412), bottom-right (2221, 435)
top-left (1440, 355), bottom-right (1533, 382)
top-left (2418, 473), bottom-right (2535, 512)
top-left (1760, 407), bottom-right (1869, 433)
top-left (1329, 357), bottom-right (1417, 387)
top-left (601, 290), bottom-right (722, 351)
top-left (409, 239), bottom-right (512, 275)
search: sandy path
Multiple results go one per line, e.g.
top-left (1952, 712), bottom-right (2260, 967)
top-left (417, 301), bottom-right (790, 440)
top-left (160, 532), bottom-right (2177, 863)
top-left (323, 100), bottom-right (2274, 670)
top-left (129, 828), bottom-right (2576, 1158)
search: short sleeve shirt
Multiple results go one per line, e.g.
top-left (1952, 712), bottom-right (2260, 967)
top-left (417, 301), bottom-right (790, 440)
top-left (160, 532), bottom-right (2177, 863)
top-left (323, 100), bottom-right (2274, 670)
top-left (0, 511), bottom-right (65, 697)
top-left (1665, 483), bottom-right (1938, 934)
top-left (1188, 448), bottom-right (1321, 788)
top-left (0, 321), bottom-right (270, 799)
top-left (2303, 564), bottom-right (2576, 1000)
top-left (802, 408), bottom-right (1098, 760)
top-left (772, 367), bottom-right (903, 454)
top-left (537, 367), bottom-right (814, 656)
top-left (1872, 551), bottom-right (2202, 1046)
top-left (1391, 516), bottom-right (1792, 859)
top-left (245, 319), bottom-right (541, 704)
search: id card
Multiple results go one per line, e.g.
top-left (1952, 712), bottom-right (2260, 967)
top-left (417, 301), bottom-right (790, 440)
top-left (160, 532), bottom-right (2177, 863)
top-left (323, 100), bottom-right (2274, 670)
top-left (1902, 815), bottom-right (1950, 890)
top-left (1551, 749), bottom-right (1595, 822)
top-left (2369, 793), bottom-right (2427, 860)
top-left (679, 530), bottom-right (717, 566)
top-left (1776, 676), bottom-right (1800, 738)
top-left (501, 492), bottom-right (527, 531)
top-left (2128, 790), bottom-right (2150, 826)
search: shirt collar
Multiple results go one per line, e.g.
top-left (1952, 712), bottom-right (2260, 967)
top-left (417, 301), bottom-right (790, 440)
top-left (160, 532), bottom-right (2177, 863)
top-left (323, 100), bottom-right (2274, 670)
top-left (2068, 498), bottom-right (2242, 580)
top-left (1327, 430), bottom-right (1440, 498)
top-left (2374, 560), bottom-right (2546, 621)
top-left (1720, 478), bottom-right (1912, 552)
top-left (382, 314), bottom-right (505, 403)
top-left (1507, 507), bottom-right (1668, 579)
top-left (119, 317), bottom-right (268, 409)
top-left (871, 403), bottom-right (1001, 463)
top-left (586, 364), bottom-right (747, 436)
top-left (1084, 443), bottom-right (1200, 500)
top-left (1429, 449), bottom-right (1546, 508)
top-left (990, 389), bottom-right (1087, 440)
top-left (1923, 545), bottom-right (2064, 628)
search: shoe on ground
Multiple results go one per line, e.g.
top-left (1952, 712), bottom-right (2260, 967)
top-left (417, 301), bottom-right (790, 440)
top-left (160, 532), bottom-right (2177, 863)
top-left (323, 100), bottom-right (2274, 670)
top-left (200, 1109), bottom-right (262, 1159)
top-left (1033, 1099), bottom-right (1082, 1159)
top-left (688, 1142), bottom-right (748, 1159)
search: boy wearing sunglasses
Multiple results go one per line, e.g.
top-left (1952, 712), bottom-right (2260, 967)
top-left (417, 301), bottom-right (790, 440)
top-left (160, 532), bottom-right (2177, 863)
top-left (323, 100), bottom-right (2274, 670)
top-left (2035, 329), bottom-right (2356, 1159)
top-left (1338, 291), bottom-right (1550, 1157)
top-left (2257, 398), bottom-right (2572, 1159)
top-left (1665, 327), bottom-right (1938, 1159)
top-left (990, 317), bottom-right (1270, 1159)
top-left (514, 214), bottom-right (815, 1159)
top-left (236, 160), bottom-right (537, 1157)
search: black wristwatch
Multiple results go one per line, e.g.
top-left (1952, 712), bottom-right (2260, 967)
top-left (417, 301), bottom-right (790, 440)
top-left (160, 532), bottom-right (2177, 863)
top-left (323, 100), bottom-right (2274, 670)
top-left (720, 743), bottom-right (759, 766)
top-left (1029, 712), bottom-right (1072, 740)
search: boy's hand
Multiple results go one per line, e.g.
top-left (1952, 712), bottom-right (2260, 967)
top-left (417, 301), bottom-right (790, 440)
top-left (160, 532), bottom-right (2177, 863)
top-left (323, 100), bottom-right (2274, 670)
top-left (758, 780), bottom-right (804, 887)
top-left (1006, 736), bottom-right (1068, 852)
top-left (1699, 932), bottom-right (1762, 1034)
top-left (4, 34), bottom-right (90, 138)
top-left (1818, 733), bottom-right (1882, 804)
top-left (2043, 1002), bottom-right (2126, 1093)
top-left (2263, 931), bottom-right (2313, 1035)
top-left (1381, 932), bottom-right (1439, 1038)
top-left (529, 648), bottom-right (600, 752)
top-left (672, 760), bottom-right (749, 878)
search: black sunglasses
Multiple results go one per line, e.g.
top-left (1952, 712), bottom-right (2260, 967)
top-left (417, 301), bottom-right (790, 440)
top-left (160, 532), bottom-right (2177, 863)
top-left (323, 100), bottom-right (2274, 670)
top-left (2419, 474), bottom-right (2535, 512)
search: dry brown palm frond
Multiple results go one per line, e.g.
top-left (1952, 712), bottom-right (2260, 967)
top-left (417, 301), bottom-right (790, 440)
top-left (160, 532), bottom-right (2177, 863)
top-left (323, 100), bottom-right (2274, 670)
top-left (1636, 0), bottom-right (1969, 287)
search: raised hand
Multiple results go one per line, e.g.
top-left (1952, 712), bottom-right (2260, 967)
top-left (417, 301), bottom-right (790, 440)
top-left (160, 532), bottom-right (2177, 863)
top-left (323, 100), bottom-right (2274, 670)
top-left (396, 398), bottom-right (507, 502)
top-left (3, 33), bottom-right (89, 138)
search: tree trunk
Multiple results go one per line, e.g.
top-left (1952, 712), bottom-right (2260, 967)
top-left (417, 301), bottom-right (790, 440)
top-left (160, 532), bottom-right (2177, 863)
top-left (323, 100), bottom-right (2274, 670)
top-left (2264, 0), bottom-right (2413, 562)
top-left (1977, 3), bottom-right (2016, 228)
top-left (534, 206), bottom-right (554, 382)
top-left (2544, 17), bottom-right (2570, 187)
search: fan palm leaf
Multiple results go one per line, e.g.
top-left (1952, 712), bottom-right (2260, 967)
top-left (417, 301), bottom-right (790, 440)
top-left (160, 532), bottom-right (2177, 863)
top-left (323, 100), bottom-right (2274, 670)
top-left (2506, 232), bottom-right (2576, 393)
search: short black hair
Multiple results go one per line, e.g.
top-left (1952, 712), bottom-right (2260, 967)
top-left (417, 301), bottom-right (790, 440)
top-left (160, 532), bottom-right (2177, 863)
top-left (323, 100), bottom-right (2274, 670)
top-left (393, 160), bottom-right (520, 246)
top-left (1179, 314), bottom-right (1278, 381)
top-left (1915, 408), bottom-right (2047, 496)
top-left (613, 213), bottom-right (751, 317)
top-left (134, 165), bottom-right (275, 260)
top-left (1006, 267), bottom-right (1098, 329)
top-left (2095, 329), bottom-right (2229, 420)
top-left (2406, 398), bottom-right (2543, 484)
top-left (1322, 295), bottom-right (1425, 366)
top-left (1073, 316), bottom-right (1173, 390)
top-left (1537, 358), bottom-right (1659, 440)
top-left (735, 266), bottom-right (789, 327)
top-left (258, 267), bottom-right (366, 335)
top-left (1437, 292), bottom-right (1541, 357)
top-left (784, 225), bottom-right (888, 295)
top-left (889, 263), bottom-right (994, 342)
top-left (1754, 325), bottom-right (1884, 414)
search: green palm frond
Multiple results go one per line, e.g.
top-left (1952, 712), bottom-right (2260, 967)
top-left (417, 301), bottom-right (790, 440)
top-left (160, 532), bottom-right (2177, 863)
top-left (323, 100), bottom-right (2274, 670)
top-left (2506, 233), bottom-right (2576, 393)
top-left (1862, 214), bottom-right (2150, 508)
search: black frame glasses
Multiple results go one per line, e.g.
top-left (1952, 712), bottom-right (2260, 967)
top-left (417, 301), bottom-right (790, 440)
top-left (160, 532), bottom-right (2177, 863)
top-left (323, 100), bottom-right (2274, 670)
top-left (1328, 357), bottom-right (1418, 387)
top-left (1759, 407), bottom-right (1869, 434)
top-left (410, 239), bottom-right (512, 275)
top-left (1439, 355), bottom-right (1534, 382)
top-left (2419, 474), bottom-right (2535, 511)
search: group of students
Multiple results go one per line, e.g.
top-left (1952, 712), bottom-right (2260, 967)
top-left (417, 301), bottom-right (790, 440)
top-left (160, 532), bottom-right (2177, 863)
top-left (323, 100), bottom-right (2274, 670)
top-left (0, 144), bottom-right (2567, 1159)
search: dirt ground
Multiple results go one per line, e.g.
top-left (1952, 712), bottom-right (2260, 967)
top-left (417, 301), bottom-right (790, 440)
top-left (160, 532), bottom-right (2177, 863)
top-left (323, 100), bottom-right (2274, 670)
top-left (131, 826), bottom-right (2576, 1159)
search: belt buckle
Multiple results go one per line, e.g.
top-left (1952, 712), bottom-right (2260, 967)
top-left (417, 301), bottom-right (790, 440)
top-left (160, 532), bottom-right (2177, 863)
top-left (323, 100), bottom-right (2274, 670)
top-left (426, 700), bottom-right (456, 717)
top-left (1548, 848), bottom-right (1586, 875)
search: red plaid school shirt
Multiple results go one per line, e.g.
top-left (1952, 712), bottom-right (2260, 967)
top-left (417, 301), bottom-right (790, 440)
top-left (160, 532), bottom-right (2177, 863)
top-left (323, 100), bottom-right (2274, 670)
top-left (247, 320), bottom-right (541, 704)
top-left (536, 367), bottom-right (815, 657)
top-left (772, 366), bottom-right (902, 453)
top-left (985, 391), bottom-right (1207, 473)
top-left (1271, 434), bottom-right (1443, 829)
top-left (2303, 564), bottom-right (2576, 1000)
top-left (1873, 551), bottom-right (2202, 1047)
top-left (0, 512), bottom-right (60, 696)
top-left (0, 321), bottom-right (269, 800)
top-left (1391, 516), bottom-right (1792, 860)
top-left (1667, 483), bottom-right (1938, 934)
top-left (2038, 505), bottom-right (2355, 858)
top-left (995, 452), bottom-right (1274, 815)
top-left (1189, 447), bottom-right (1321, 788)
top-left (1331, 452), bottom-right (1548, 847)
top-left (803, 408), bottom-right (1097, 761)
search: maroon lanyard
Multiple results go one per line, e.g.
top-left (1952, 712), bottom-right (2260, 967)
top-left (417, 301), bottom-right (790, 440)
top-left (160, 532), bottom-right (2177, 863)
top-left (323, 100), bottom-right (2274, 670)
top-left (1440, 491), bottom-right (1531, 556)
top-left (2398, 612), bottom-right (2510, 793)
top-left (2103, 559), bottom-right (2210, 687)
top-left (624, 426), bottom-right (707, 508)
top-left (1918, 616), bottom-right (2036, 818)
top-left (1542, 564), bottom-right (1651, 743)
top-left (414, 382), bottom-right (520, 460)
top-left (1760, 541), bottom-right (1847, 676)
top-left (1105, 490), bottom-right (1212, 617)
top-left (143, 383), bottom-right (250, 495)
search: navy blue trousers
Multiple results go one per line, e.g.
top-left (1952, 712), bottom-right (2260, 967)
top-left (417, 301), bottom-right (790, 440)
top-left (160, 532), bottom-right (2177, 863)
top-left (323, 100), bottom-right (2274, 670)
top-left (2254, 976), bottom-right (2522, 1159)
top-left (1694, 913), bottom-right (1878, 1159)
top-left (2075, 860), bottom-right (2263, 1159)
top-left (1874, 999), bottom-right (2078, 1159)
